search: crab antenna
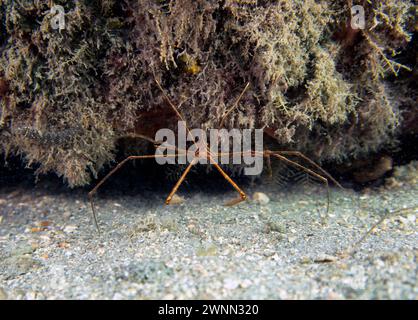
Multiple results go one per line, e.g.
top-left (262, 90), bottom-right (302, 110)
top-left (154, 78), bottom-right (188, 125)
top-left (154, 77), bottom-right (200, 147)
top-left (219, 82), bottom-right (250, 129)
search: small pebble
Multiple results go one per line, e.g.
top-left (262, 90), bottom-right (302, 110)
top-left (265, 221), bottom-right (286, 234)
top-left (58, 242), bottom-right (70, 249)
top-left (224, 278), bottom-right (240, 290)
top-left (253, 192), bottom-right (270, 205)
top-left (63, 211), bottom-right (72, 219)
top-left (63, 225), bottom-right (78, 233)
top-left (300, 257), bottom-right (311, 264)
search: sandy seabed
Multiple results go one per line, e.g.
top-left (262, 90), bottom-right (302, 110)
top-left (0, 166), bottom-right (417, 300)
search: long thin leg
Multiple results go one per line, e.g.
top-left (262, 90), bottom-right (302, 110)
top-left (88, 154), bottom-right (181, 234)
top-left (268, 152), bottom-right (330, 214)
top-left (209, 156), bottom-right (247, 206)
top-left (218, 150), bottom-right (337, 188)
top-left (346, 205), bottom-right (418, 256)
top-left (165, 158), bottom-right (198, 204)
top-left (266, 153), bottom-right (273, 180)
top-left (215, 150), bottom-right (332, 211)
top-left (154, 77), bottom-right (200, 149)
top-left (275, 151), bottom-right (343, 188)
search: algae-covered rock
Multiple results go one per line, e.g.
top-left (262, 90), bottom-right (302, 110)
top-left (0, 0), bottom-right (416, 186)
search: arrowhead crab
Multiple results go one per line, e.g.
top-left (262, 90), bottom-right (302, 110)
top-left (88, 79), bottom-right (342, 233)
